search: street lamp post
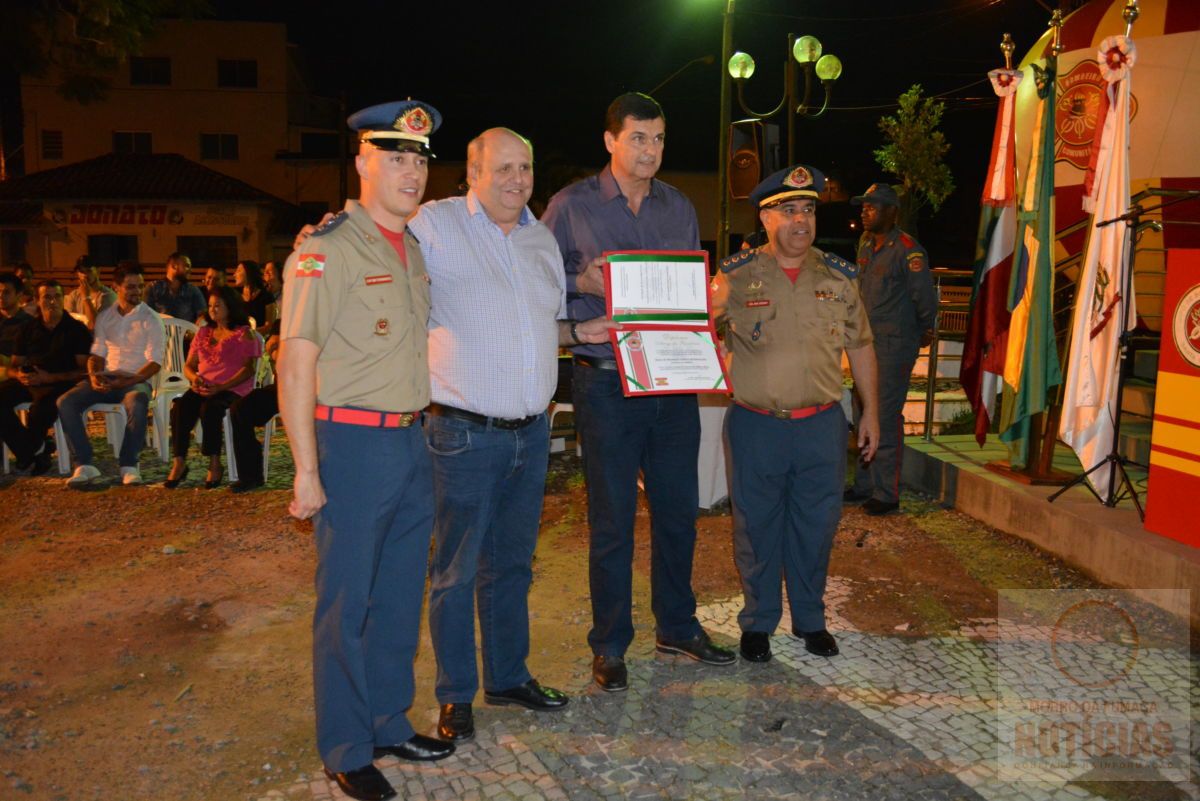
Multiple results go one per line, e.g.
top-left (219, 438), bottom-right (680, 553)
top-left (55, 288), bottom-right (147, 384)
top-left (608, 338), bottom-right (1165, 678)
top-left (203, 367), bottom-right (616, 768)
top-left (716, 20), bottom-right (841, 261)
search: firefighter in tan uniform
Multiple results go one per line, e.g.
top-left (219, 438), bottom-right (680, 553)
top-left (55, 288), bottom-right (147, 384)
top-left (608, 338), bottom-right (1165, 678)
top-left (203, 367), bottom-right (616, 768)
top-left (278, 100), bottom-right (452, 801)
top-left (711, 165), bottom-right (880, 665)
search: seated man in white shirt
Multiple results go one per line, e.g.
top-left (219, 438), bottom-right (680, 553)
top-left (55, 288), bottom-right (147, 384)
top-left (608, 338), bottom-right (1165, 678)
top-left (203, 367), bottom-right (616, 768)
top-left (57, 262), bottom-right (165, 487)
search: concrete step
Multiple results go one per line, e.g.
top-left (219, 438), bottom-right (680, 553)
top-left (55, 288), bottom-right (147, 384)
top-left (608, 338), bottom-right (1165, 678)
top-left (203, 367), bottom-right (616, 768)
top-left (1133, 349), bottom-right (1159, 382)
top-left (1119, 416), bottom-right (1152, 466)
top-left (1122, 380), bottom-right (1154, 418)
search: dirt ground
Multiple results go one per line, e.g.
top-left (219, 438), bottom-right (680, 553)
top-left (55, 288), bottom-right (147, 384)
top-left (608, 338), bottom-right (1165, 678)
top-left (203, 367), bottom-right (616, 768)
top-left (1, 437), bottom-right (1110, 801)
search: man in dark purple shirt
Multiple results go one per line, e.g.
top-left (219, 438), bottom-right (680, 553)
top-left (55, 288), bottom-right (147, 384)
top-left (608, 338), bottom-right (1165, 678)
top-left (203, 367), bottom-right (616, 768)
top-left (542, 92), bottom-right (735, 693)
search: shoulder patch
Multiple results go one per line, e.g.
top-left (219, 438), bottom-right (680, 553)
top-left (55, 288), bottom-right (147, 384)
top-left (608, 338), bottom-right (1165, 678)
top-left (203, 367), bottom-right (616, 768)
top-left (720, 246), bottom-right (760, 273)
top-left (312, 211), bottom-right (348, 238)
top-left (907, 252), bottom-right (926, 272)
top-left (823, 252), bottom-right (857, 281)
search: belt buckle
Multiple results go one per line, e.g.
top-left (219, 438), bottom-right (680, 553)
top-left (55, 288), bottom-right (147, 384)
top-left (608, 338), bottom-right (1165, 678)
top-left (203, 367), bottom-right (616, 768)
top-left (772, 409), bottom-right (791, 419)
top-left (396, 413), bottom-right (416, 428)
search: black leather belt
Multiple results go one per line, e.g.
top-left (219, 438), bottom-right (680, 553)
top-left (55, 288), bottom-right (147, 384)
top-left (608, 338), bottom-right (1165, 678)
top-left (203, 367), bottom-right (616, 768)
top-left (573, 354), bottom-right (619, 371)
top-left (426, 403), bottom-right (540, 430)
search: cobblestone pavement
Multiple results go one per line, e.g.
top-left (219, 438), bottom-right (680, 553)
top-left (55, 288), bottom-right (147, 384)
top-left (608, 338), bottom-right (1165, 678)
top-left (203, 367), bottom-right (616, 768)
top-left (285, 579), bottom-right (1197, 801)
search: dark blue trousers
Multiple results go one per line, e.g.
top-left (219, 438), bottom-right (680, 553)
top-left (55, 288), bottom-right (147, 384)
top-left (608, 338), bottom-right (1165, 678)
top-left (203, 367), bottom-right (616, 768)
top-left (852, 333), bottom-right (918, 504)
top-left (727, 403), bottom-right (847, 634)
top-left (572, 363), bottom-right (703, 657)
top-left (311, 418), bottom-right (433, 773)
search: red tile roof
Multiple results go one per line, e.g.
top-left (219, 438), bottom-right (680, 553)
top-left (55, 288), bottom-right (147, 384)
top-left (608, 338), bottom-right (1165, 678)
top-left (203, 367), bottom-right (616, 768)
top-left (0, 153), bottom-right (287, 204)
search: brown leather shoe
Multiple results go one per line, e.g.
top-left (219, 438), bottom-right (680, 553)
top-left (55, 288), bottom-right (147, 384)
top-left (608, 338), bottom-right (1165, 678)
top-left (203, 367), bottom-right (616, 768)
top-left (592, 654), bottom-right (628, 692)
top-left (438, 703), bottom-right (475, 741)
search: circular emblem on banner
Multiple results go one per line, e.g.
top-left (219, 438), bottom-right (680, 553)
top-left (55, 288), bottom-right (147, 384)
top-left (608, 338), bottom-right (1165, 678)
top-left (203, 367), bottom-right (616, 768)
top-left (1172, 283), bottom-right (1200, 369)
top-left (1055, 59), bottom-right (1139, 171)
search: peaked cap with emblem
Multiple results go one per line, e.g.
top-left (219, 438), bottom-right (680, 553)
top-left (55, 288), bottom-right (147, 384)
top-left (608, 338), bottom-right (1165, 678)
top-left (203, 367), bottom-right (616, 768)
top-left (749, 164), bottom-right (826, 209)
top-left (850, 182), bottom-right (900, 207)
top-left (347, 99), bottom-right (442, 156)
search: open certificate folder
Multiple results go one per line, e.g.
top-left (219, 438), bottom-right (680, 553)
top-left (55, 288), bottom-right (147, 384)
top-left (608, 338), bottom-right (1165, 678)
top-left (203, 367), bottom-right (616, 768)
top-left (603, 250), bottom-right (730, 396)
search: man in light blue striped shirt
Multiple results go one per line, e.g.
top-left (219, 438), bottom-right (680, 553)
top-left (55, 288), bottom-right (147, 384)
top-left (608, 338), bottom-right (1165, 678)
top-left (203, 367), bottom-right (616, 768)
top-left (407, 128), bottom-right (614, 743)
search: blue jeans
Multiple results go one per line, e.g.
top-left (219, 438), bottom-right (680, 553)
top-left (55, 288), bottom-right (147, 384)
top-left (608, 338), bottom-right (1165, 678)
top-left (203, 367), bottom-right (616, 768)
top-left (571, 362), bottom-right (702, 657)
top-left (57, 380), bottom-right (152, 468)
top-left (312, 418), bottom-right (432, 772)
top-left (727, 403), bottom-right (847, 633)
top-left (425, 412), bottom-right (548, 702)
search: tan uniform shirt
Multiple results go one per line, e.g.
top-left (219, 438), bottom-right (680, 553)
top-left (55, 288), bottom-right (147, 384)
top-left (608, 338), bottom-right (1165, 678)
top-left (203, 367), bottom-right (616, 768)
top-left (280, 199), bottom-right (431, 412)
top-left (711, 245), bottom-right (872, 411)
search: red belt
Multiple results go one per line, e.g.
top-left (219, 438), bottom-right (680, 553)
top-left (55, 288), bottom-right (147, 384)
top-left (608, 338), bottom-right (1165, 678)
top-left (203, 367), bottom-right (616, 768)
top-left (315, 404), bottom-right (420, 428)
top-left (735, 400), bottom-right (837, 420)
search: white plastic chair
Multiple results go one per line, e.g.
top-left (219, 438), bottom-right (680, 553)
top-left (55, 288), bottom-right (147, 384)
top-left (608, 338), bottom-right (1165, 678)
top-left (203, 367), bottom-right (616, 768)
top-left (149, 318), bottom-right (198, 462)
top-left (2, 401), bottom-right (69, 476)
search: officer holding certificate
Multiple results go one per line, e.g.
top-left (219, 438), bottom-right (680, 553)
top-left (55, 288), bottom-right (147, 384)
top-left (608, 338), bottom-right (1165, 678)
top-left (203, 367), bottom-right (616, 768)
top-left (710, 165), bottom-right (880, 664)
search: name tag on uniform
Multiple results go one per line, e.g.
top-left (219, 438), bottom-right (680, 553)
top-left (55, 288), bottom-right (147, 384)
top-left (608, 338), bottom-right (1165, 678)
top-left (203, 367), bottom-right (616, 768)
top-left (365, 274), bottom-right (393, 286)
top-left (746, 299), bottom-right (771, 308)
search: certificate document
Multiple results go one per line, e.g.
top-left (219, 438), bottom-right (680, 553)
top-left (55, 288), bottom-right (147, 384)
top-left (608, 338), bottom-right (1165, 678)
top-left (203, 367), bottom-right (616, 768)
top-left (604, 251), bottom-right (730, 396)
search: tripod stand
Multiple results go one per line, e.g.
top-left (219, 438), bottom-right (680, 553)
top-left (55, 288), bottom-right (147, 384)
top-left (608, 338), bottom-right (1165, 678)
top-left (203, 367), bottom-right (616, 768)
top-left (1048, 203), bottom-right (1146, 519)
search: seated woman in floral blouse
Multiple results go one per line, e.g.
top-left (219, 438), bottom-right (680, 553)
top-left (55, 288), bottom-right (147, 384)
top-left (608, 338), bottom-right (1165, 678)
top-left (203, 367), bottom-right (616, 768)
top-left (164, 286), bottom-right (262, 489)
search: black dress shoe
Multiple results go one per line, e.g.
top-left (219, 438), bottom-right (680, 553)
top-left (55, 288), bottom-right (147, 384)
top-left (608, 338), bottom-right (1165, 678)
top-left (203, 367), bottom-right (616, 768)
top-left (842, 488), bottom-right (872, 505)
top-left (655, 631), bottom-right (736, 665)
top-left (739, 631), bottom-right (772, 662)
top-left (592, 654), bottom-right (628, 692)
top-left (484, 678), bottom-right (569, 711)
top-left (438, 703), bottom-right (474, 741)
top-left (794, 628), bottom-right (839, 657)
top-left (229, 478), bottom-right (265, 493)
top-left (863, 498), bottom-right (900, 516)
top-left (203, 470), bottom-right (224, 490)
top-left (323, 764), bottom-right (395, 801)
top-left (373, 732), bottom-right (455, 761)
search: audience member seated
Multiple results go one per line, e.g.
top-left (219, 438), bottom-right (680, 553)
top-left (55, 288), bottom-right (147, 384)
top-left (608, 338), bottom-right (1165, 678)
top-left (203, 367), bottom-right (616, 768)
top-left (0, 280), bottom-right (91, 475)
top-left (64, 255), bottom-right (117, 330)
top-left (14, 264), bottom-right (38, 317)
top-left (202, 266), bottom-right (226, 294)
top-left (164, 286), bottom-right (261, 490)
top-left (146, 253), bottom-right (206, 323)
top-left (263, 261), bottom-right (284, 306)
top-left (227, 332), bottom-right (277, 493)
top-left (0, 272), bottom-right (34, 365)
top-left (232, 261), bottom-right (276, 330)
top-left (58, 263), bottom-right (165, 487)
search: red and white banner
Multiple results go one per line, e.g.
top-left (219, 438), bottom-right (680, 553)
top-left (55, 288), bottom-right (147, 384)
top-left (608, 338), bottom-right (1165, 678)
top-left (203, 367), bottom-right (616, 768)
top-left (1060, 35), bottom-right (1138, 497)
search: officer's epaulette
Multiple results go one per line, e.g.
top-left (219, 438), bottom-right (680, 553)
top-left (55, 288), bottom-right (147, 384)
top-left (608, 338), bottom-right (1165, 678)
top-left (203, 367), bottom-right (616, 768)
top-left (823, 251), bottom-right (857, 281)
top-left (312, 210), bottom-right (348, 237)
top-left (899, 231), bottom-right (916, 249)
top-left (405, 226), bottom-right (421, 245)
top-left (720, 246), bottom-right (761, 273)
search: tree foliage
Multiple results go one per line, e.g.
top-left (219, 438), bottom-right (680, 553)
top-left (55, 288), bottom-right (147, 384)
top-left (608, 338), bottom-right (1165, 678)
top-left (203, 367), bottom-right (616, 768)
top-left (873, 84), bottom-right (955, 232)
top-left (0, 0), bottom-right (209, 104)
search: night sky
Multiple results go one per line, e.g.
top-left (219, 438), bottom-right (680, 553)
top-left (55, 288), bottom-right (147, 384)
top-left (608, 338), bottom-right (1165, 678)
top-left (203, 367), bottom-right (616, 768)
top-left (4, 0), bottom-right (1059, 264)
top-left (213, 0), bottom-right (1054, 263)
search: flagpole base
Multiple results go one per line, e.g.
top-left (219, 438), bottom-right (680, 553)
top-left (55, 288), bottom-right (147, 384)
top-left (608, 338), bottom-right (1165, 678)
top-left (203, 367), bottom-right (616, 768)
top-left (983, 460), bottom-right (1074, 486)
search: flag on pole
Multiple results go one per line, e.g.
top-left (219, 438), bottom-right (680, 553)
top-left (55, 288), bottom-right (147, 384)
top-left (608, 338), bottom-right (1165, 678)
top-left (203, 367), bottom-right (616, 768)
top-left (998, 59), bottom-right (1064, 468)
top-left (962, 68), bottom-right (1022, 446)
top-left (1060, 35), bottom-right (1137, 497)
